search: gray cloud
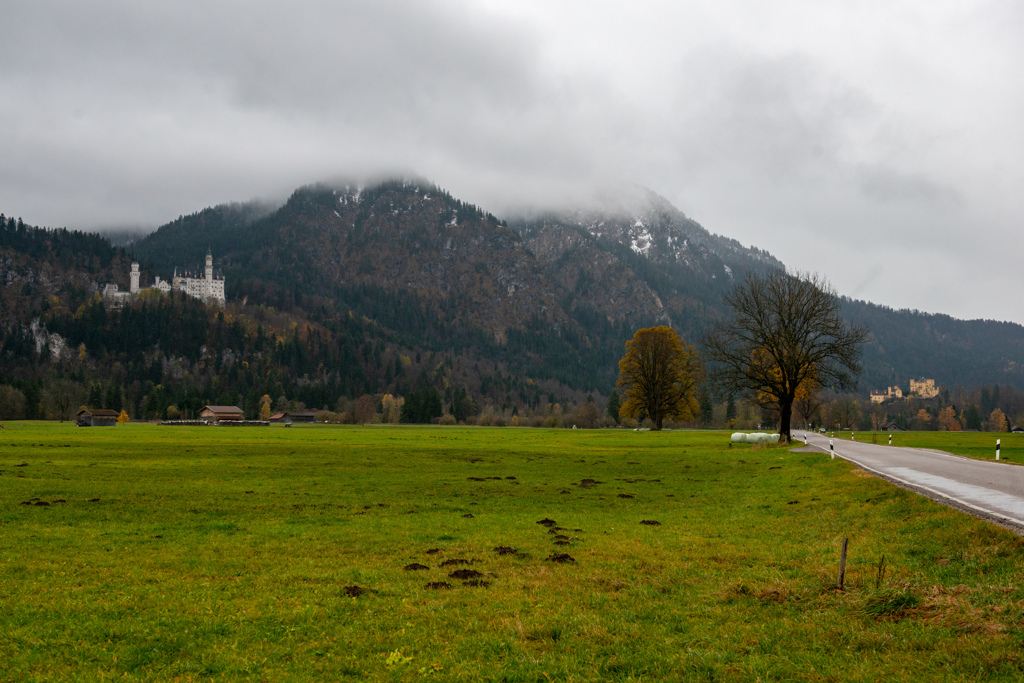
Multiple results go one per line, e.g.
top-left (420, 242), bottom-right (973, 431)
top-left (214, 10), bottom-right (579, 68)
top-left (0, 1), bottom-right (1021, 323)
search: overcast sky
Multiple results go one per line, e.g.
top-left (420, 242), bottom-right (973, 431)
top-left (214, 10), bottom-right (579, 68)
top-left (2, 1), bottom-right (1022, 322)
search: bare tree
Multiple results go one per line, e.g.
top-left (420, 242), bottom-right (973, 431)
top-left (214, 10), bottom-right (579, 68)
top-left (45, 379), bottom-right (81, 422)
top-left (704, 271), bottom-right (869, 442)
top-left (793, 383), bottom-right (824, 429)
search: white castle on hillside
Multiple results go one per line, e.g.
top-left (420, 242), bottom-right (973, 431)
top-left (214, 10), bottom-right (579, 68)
top-left (102, 251), bottom-right (225, 306)
top-left (172, 251), bottom-right (226, 304)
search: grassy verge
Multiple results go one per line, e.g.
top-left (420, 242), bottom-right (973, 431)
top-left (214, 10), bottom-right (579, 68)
top-left (825, 430), bottom-right (1021, 464)
top-left (2, 422), bottom-right (1023, 681)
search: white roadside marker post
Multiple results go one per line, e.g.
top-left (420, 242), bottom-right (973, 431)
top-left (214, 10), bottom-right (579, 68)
top-left (889, 434), bottom-right (892, 446)
top-left (830, 439), bottom-right (834, 459)
top-left (997, 438), bottom-right (1001, 461)
top-left (852, 432), bottom-right (855, 441)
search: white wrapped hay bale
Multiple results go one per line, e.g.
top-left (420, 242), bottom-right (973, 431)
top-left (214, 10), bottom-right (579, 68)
top-left (732, 432), bottom-right (780, 444)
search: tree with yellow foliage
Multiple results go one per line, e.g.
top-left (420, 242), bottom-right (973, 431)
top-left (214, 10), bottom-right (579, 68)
top-left (989, 408), bottom-right (1008, 433)
top-left (381, 394), bottom-right (404, 424)
top-left (117, 409), bottom-right (130, 425)
top-left (258, 394), bottom-right (272, 422)
top-left (616, 326), bottom-right (702, 431)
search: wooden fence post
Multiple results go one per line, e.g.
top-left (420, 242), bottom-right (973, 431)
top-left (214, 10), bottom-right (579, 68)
top-left (838, 537), bottom-right (849, 591)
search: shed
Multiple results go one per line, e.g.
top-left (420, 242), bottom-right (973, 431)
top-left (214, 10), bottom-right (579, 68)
top-left (77, 408), bottom-right (119, 427)
top-left (268, 412), bottom-right (289, 423)
top-left (883, 421), bottom-right (907, 432)
top-left (289, 411), bottom-right (316, 423)
top-left (199, 405), bottom-right (245, 423)
top-left (1012, 426), bottom-right (1024, 434)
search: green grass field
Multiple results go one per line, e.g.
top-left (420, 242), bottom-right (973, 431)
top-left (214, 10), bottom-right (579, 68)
top-left (2, 423), bottom-right (1024, 681)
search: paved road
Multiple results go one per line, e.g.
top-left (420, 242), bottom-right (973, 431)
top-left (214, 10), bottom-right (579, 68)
top-left (794, 430), bottom-right (1024, 534)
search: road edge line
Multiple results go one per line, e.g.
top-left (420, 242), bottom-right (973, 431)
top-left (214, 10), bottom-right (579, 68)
top-left (799, 439), bottom-right (1024, 533)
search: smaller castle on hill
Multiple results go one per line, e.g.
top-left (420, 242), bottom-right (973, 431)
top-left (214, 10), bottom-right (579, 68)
top-left (102, 251), bottom-right (225, 306)
top-left (870, 386), bottom-right (903, 404)
top-left (870, 379), bottom-right (939, 403)
top-left (909, 378), bottom-right (938, 399)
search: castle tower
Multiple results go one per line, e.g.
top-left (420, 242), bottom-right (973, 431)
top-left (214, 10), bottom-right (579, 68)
top-left (205, 251), bottom-right (213, 283)
top-left (130, 262), bottom-right (140, 294)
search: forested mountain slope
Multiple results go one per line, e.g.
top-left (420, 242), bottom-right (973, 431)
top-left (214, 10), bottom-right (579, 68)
top-left (3, 178), bottom-right (1024, 423)
top-left (844, 299), bottom-right (1024, 390)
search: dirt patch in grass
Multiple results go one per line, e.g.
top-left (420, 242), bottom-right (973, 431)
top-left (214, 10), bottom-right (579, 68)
top-left (536, 518), bottom-right (557, 527)
top-left (425, 548), bottom-right (440, 555)
top-left (449, 569), bottom-right (484, 580)
top-left (404, 563), bottom-right (430, 571)
top-left (494, 546), bottom-right (518, 555)
top-left (425, 581), bottom-right (452, 590)
top-left (617, 493), bottom-right (635, 499)
top-left (439, 558), bottom-right (471, 567)
top-left (577, 478), bottom-right (603, 489)
top-left (343, 586), bottom-right (366, 598)
top-left (463, 580), bottom-right (491, 587)
top-left (547, 553), bottom-right (575, 564)
top-left (640, 520), bottom-right (661, 526)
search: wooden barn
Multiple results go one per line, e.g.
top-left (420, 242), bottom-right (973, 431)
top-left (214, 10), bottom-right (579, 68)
top-left (199, 405), bottom-right (245, 423)
top-left (77, 408), bottom-right (119, 427)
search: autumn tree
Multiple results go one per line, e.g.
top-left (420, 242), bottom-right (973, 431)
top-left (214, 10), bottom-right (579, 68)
top-left (381, 393), bottom-right (404, 424)
top-left (937, 406), bottom-right (961, 431)
top-left (704, 271), bottom-right (868, 442)
top-left (258, 394), bottom-right (272, 421)
top-left (616, 326), bottom-right (702, 431)
top-left (989, 408), bottom-right (1008, 433)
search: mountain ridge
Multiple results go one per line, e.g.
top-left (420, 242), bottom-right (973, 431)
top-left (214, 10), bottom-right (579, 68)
top-left (3, 178), bottom-right (1024, 420)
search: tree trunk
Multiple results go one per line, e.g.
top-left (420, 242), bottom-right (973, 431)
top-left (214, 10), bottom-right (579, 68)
top-left (779, 399), bottom-right (793, 443)
top-left (654, 416), bottom-right (663, 431)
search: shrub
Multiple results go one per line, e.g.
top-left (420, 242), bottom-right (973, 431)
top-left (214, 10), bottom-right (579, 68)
top-left (0, 385), bottom-right (26, 420)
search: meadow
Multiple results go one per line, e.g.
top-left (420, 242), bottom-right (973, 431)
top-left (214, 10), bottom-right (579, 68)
top-left (2, 422), bottom-right (1024, 681)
